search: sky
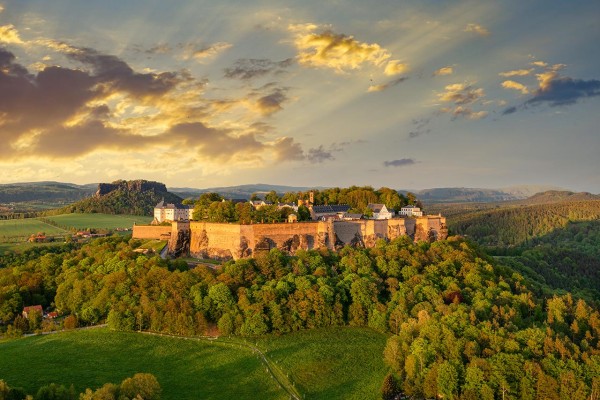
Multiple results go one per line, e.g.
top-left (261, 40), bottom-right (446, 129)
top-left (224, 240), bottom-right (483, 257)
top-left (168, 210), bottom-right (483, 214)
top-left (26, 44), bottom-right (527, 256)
top-left (0, 0), bottom-right (599, 192)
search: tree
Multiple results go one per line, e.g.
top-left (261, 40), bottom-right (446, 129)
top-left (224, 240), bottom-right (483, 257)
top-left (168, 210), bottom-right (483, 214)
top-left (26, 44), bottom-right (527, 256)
top-left (119, 373), bottom-right (160, 400)
top-left (297, 205), bottom-right (311, 221)
top-left (265, 190), bottom-right (280, 204)
top-left (380, 373), bottom-right (400, 400)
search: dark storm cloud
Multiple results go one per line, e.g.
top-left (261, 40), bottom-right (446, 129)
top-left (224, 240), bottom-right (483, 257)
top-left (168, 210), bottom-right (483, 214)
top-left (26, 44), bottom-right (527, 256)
top-left (67, 47), bottom-right (183, 98)
top-left (383, 158), bottom-right (416, 167)
top-left (526, 76), bottom-right (600, 107)
top-left (224, 58), bottom-right (294, 80)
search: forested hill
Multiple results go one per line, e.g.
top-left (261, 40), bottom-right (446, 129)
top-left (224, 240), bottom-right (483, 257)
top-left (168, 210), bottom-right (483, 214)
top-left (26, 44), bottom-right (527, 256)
top-left (449, 200), bottom-right (600, 247)
top-left (1, 235), bottom-right (599, 399)
top-left (51, 179), bottom-right (182, 216)
top-left (447, 199), bottom-right (600, 301)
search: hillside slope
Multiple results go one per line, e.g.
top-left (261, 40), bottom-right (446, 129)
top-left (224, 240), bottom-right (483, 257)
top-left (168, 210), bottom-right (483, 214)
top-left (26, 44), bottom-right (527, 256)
top-left (57, 180), bottom-right (182, 216)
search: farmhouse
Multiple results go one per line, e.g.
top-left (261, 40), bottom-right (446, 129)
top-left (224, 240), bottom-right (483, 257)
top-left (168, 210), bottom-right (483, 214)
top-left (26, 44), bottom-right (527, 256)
top-left (22, 305), bottom-right (43, 319)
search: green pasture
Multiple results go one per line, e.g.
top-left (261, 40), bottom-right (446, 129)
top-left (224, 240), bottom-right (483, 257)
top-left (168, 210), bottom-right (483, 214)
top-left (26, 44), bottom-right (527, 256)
top-left (0, 329), bottom-right (286, 400)
top-left (45, 213), bottom-right (153, 230)
top-left (255, 327), bottom-right (390, 400)
top-left (0, 219), bottom-right (67, 240)
top-left (0, 327), bottom-right (389, 400)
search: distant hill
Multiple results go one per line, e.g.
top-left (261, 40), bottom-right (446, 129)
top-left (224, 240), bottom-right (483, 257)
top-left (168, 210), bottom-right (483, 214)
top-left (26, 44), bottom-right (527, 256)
top-left (57, 180), bottom-right (182, 216)
top-left (170, 183), bottom-right (324, 200)
top-left (411, 185), bottom-right (564, 204)
top-left (449, 199), bottom-right (600, 247)
top-left (517, 190), bottom-right (600, 205)
top-left (0, 181), bottom-right (96, 203)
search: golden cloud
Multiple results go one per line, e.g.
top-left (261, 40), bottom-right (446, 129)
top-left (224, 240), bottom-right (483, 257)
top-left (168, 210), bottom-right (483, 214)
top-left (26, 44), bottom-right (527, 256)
top-left (0, 24), bottom-right (23, 44)
top-left (434, 66), bottom-right (454, 76)
top-left (437, 83), bottom-right (485, 105)
top-left (290, 23), bottom-right (391, 73)
top-left (181, 42), bottom-right (233, 62)
top-left (530, 60), bottom-right (547, 68)
top-left (464, 23), bottom-right (490, 37)
top-left (501, 80), bottom-right (529, 94)
top-left (499, 69), bottom-right (533, 77)
top-left (384, 60), bottom-right (409, 76)
top-left (437, 82), bottom-right (487, 120)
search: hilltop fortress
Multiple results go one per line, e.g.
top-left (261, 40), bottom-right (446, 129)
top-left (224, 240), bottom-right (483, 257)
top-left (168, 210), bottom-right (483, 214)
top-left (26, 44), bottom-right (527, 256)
top-left (133, 215), bottom-right (447, 260)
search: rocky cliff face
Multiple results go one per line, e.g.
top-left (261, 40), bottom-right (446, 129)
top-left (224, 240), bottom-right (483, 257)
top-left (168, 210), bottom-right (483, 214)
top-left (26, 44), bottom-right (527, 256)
top-left (95, 180), bottom-right (168, 197)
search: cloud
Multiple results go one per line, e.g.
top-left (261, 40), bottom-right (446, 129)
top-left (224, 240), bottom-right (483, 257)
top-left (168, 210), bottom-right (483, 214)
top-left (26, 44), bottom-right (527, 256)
top-left (434, 66), bottom-right (454, 76)
top-left (0, 5), bottom-right (4, 13)
top-left (530, 60), bottom-right (548, 68)
top-left (224, 58), bottom-right (293, 80)
top-left (444, 106), bottom-right (488, 120)
top-left (502, 106), bottom-right (517, 115)
top-left (501, 80), bottom-right (529, 94)
top-left (384, 158), bottom-right (416, 167)
top-left (384, 60), bottom-right (409, 76)
top-left (464, 23), bottom-right (490, 37)
top-left (271, 138), bottom-right (336, 164)
top-left (145, 43), bottom-right (172, 55)
top-left (0, 25), bottom-right (23, 44)
top-left (367, 77), bottom-right (408, 92)
top-left (191, 42), bottom-right (233, 62)
top-left (408, 118), bottom-right (431, 138)
top-left (272, 137), bottom-right (305, 162)
top-left (66, 47), bottom-right (183, 99)
top-left (499, 69), bottom-right (533, 77)
top-left (307, 145), bottom-right (334, 163)
top-left (438, 82), bottom-right (485, 105)
top-left (255, 89), bottom-right (288, 115)
top-left (289, 23), bottom-right (391, 73)
top-left (436, 82), bottom-right (488, 120)
top-left (527, 75), bottom-right (600, 106)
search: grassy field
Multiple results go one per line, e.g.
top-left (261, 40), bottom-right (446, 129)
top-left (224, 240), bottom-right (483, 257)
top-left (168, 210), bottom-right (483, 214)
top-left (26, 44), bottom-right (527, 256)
top-left (254, 327), bottom-right (390, 400)
top-left (0, 329), bottom-right (287, 400)
top-left (0, 214), bottom-right (152, 244)
top-left (0, 218), bottom-right (67, 240)
top-left (45, 213), bottom-right (153, 230)
top-left (0, 327), bottom-right (389, 400)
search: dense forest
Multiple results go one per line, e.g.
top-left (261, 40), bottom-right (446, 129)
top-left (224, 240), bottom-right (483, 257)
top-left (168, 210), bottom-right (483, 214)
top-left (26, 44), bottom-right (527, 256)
top-left (449, 200), bottom-right (600, 248)
top-left (446, 200), bottom-right (600, 303)
top-left (1, 235), bottom-right (599, 399)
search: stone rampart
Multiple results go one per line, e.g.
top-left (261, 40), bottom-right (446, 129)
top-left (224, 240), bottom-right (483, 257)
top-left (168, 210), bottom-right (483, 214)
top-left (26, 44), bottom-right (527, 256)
top-left (134, 215), bottom-right (447, 261)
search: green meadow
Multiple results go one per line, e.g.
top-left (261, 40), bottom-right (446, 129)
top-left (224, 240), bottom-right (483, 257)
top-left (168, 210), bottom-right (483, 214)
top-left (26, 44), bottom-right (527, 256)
top-left (45, 213), bottom-right (153, 230)
top-left (0, 329), bottom-right (286, 400)
top-left (0, 327), bottom-right (389, 400)
top-left (0, 218), bottom-right (67, 238)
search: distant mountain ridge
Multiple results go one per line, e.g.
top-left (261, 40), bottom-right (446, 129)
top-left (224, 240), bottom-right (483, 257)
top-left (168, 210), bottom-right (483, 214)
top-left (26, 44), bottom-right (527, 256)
top-left (411, 185), bottom-right (565, 204)
top-left (0, 181), bottom-right (96, 203)
top-left (1, 180), bottom-right (590, 206)
top-left (170, 183), bottom-right (325, 200)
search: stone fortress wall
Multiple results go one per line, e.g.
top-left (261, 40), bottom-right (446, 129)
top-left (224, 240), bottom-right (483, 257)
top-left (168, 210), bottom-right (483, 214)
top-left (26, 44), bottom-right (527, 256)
top-left (133, 215), bottom-right (447, 260)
